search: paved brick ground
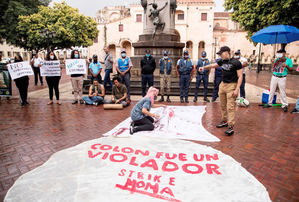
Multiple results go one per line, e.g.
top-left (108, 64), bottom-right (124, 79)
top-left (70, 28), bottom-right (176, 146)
top-left (0, 98), bottom-right (298, 202)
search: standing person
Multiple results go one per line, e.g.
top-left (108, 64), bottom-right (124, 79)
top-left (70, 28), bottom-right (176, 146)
top-left (82, 78), bottom-right (105, 106)
top-left (212, 52), bottom-right (223, 102)
top-left (13, 55), bottom-right (29, 106)
top-left (234, 50), bottom-right (248, 98)
top-left (89, 54), bottom-right (103, 84)
top-left (194, 51), bottom-right (210, 103)
top-left (199, 46), bottom-right (243, 136)
top-left (158, 51), bottom-right (172, 102)
top-left (45, 51), bottom-right (61, 105)
top-left (110, 76), bottom-right (129, 108)
top-left (101, 46), bottom-right (113, 90)
top-left (30, 53), bottom-right (43, 86)
top-left (176, 50), bottom-right (195, 103)
top-left (116, 49), bottom-right (132, 101)
top-left (70, 50), bottom-right (84, 104)
top-left (264, 49), bottom-right (293, 112)
top-left (130, 87), bottom-right (166, 135)
top-left (140, 49), bottom-right (156, 97)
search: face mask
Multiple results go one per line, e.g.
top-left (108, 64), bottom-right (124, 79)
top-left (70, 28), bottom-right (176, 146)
top-left (146, 54), bottom-right (151, 57)
top-left (121, 53), bottom-right (126, 58)
top-left (234, 55), bottom-right (240, 59)
top-left (164, 56), bottom-right (168, 59)
top-left (50, 56), bottom-right (54, 60)
top-left (75, 54), bottom-right (79, 59)
top-left (276, 53), bottom-right (283, 58)
top-left (93, 59), bottom-right (97, 63)
top-left (154, 96), bottom-right (157, 101)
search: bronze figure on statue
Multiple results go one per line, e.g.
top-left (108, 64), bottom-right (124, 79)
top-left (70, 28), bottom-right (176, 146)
top-left (148, 2), bottom-right (168, 39)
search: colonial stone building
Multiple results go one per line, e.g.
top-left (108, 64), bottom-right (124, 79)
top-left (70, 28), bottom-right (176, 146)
top-left (89, 0), bottom-right (299, 66)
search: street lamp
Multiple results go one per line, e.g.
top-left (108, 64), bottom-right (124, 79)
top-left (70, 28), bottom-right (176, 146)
top-left (39, 28), bottom-right (56, 52)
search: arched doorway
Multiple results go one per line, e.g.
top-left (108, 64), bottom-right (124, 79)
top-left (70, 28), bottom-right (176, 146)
top-left (186, 41), bottom-right (193, 59)
top-left (121, 41), bottom-right (132, 57)
top-left (108, 44), bottom-right (116, 61)
top-left (198, 41), bottom-right (205, 58)
top-left (174, 29), bottom-right (181, 42)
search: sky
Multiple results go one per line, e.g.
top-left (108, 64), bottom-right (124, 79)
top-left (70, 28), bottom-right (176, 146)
top-left (51, 0), bottom-right (225, 17)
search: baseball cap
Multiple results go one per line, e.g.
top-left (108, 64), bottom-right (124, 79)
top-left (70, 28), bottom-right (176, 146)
top-left (121, 48), bottom-right (126, 53)
top-left (235, 50), bottom-right (241, 55)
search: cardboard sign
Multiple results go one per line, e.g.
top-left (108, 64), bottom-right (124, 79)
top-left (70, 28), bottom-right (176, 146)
top-left (4, 136), bottom-right (271, 202)
top-left (40, 60), bottom-right (61, 77)
top-left (7, 61), bottom-right (33, 80)
top-left (65, 59), bottom-right (87, 75)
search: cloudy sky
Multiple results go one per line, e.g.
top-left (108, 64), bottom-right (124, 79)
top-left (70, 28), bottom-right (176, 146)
top-left (51, 0), bottom-right (225, 17)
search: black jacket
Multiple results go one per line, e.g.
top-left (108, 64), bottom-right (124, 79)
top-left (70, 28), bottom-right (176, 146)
top-left (140, 56), bottom-right (156, 75)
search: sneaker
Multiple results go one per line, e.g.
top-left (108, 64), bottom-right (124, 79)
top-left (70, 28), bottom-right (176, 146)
top-left (158, 96), bottom-right (164, 102)
top-left (225, 126), bottom-right (234, 136)
top-left (204, 97), bottom-right (210, 103)
top-left (282, 106), bottom-right (288, 112)
top-left (72, 100), bottom-right (78, 105)
top-left (166, 96), bottom-right (171, 103)
top-left (212, 98), bottom-right (217, 102)
top-left (290, 108), bottom-right (299, 114)
top-left (193, 98), bottom-right (197, 103)
top-left (185, 98), bottom-right (189, 103)
top-left (180, 98), bottom-right (184, 103)
top-left (24, 101), bottom-right (30, 105)
top-left (263, 104), bottom-right (271, 108)
top-left (216, 121), bottom-right (228, 128)
top-left (129, 123), bottom-right (135, 135)
top-left (93, 102), bottom-right (98, 106)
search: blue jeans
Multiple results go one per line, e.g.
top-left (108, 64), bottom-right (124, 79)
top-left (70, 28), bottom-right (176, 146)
top-left (179, 74), bottom-right (191, 99)
top-left (119, 72), bottom-right (130, 100)
top-left (142, 74), bottom-right (154, 97)
top-left (240, 74), bottom-right (246, 98)
top-left (83, 96), bottom-right (104, 105)
top-left (104, 69), bottom-right (113, 89)
top-left (212, 76), bottom-right (222, 100)
top-left (296, 97), bottom-right (299, 110)
top-left (194, 74), bottom-right (209, 99)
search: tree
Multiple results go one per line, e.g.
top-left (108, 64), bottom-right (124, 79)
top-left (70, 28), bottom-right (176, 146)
top-left (224, 0), bottom-right (299, 38)
top-left (0, 0), bottom-right (50, 44)
top-left (16, 2), bottom-right (99, 52)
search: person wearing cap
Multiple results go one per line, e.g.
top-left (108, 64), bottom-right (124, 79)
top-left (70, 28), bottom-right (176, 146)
top-left (176, 50), bottom-right (195, 103)
top-left (82, 77), bottom-right (105, 106)
top-left (194, 51), bottom-right (210, 103)
top-left (89, 55), bottom-right (103, 84)
top-left (264, 49), bottom-right (293, 112)
top-left (234, 50), bottom-right (248, 99)
top-left (212, 52), bottom-right (223, 102)
top-left (140, 49), bottom-right (156, 97)
top-left (158, 50), bottom-right (172, 102)
top-left (198, 46), bottom-right (243, 136)
top-left (116, 48), bottom-right (133, 101)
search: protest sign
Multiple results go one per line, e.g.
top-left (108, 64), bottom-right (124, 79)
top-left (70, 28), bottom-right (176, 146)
top-left (65, 59), bottom-right (87, 75)
top-left (40, 60), bottom-right (61, 77)
top-left (7, 61), bottom-right (33, 80)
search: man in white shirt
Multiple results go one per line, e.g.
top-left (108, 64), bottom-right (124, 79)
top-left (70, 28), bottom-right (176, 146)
top-left (234, 50), bottom-right (248, 98)
top-left (31, 53), bottom-right (43, 86)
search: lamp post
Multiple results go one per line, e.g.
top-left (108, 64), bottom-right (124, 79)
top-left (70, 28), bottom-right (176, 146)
top-left (39, 28), bottom-right (56, 53)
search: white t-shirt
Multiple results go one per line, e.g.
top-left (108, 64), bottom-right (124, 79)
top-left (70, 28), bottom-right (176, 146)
top-left (31, 57), bottom-right (43, 67)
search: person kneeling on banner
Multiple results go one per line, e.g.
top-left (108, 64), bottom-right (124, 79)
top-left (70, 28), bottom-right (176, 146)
top-left (82, 78), bottom-right (105, 106)
top-left (130, 87), bottom-right (166, 135)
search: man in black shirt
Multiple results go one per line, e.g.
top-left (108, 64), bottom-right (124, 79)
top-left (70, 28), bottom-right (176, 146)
top-left (199, 46), bottom-right (243, 136)
top-left (140, 49), bottom-right (156, 97)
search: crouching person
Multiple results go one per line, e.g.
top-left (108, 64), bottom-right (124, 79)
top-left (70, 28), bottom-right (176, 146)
top-left (110, 76), bottom-right (129, 108)
top-left (130, 87), bottom-right (166, 135)
top-left (83, 78), bottom-right (105, 106)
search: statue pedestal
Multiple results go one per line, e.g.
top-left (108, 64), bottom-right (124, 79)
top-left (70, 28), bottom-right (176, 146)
top-left (131, 33), bottom-right (185, 78)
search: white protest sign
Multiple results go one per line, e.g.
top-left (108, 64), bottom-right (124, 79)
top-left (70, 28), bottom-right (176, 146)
top-left (65, 59), bottom-right (87, 75)
top-left (40, 60), bottom-right (61, 77)
top-left (7, 62), bottom-right (33, 80)
top-left (5, 136), bottom-right (271, 202)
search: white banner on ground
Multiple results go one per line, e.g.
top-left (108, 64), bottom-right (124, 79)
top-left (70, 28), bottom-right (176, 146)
top-left (40, 60), bottom-right (61, 77)
top-left (105, 106), bottom-right (220, 142)
top-left (7, 62), bottom-right (33, 80)
top-left (5, 136), bottom-right (271, 202)
top-left (65, 59), bottom-right (87, 75)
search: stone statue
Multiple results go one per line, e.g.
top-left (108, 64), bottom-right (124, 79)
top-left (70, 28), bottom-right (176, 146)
top-left (148, 2), bottom-right (168, 39)
top-left (141, 0), bottom-right (147, 13)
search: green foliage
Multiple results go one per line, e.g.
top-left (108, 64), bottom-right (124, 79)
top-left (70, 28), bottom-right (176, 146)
top-left (0, 0), bottom-right (50, 44)
top-left (224, 0), bottom-right (299, 38)
top-left (16, 2), bottom-right (99, 51)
